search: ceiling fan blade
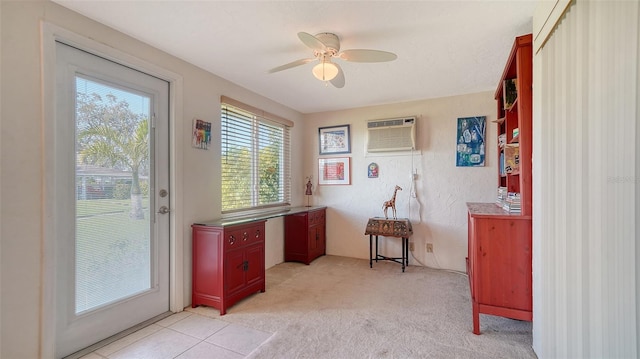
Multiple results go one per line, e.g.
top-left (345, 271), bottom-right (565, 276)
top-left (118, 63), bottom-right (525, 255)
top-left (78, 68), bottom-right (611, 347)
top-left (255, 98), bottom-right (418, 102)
top-left (330, 63), bottom-right (345, 88)
top-left (298, 32), bottom-right (327, 52)
top-left (268, 58), bottom-right (316, 73)
top-left (338, 49), bottom-right (398, 63)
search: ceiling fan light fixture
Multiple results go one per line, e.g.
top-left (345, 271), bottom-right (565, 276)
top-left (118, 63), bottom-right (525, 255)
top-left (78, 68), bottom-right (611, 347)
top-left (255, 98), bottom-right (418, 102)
top-left (269, 31), bottom-right (397, 88)
top-left (312, 61), bottom-right (339, 82)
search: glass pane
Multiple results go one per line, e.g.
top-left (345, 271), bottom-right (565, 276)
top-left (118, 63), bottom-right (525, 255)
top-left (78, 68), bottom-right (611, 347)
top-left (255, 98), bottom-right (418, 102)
top-left (258, 122), bottom-right (283, 205)
top-left (75, 76), bottom-right (151, 314)
top-left (220, 104), bottom-right (291, 212)
top-left (221, 113), bottom-right (253, 211)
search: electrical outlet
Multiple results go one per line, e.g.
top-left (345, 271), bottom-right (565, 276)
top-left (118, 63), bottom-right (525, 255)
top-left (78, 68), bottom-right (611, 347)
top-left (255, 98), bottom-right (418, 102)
top-left (409, 242), bottom-right (415, 251)
top-left (426, 243), bottom-right (433, 253)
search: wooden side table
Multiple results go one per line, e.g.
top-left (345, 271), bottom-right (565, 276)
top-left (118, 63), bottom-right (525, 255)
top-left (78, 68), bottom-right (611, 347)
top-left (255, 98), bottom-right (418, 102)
top-left (364, 217), bottom-right (413, 272)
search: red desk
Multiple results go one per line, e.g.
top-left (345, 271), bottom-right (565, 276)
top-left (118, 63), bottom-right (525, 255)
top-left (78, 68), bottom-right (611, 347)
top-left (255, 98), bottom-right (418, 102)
top-left (365, 217), bottom-right (413, 272)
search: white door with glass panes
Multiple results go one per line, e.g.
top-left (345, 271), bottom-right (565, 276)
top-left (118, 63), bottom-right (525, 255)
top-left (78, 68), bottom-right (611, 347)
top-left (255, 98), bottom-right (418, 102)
top-left (54, 42), bottom-right (170, 358)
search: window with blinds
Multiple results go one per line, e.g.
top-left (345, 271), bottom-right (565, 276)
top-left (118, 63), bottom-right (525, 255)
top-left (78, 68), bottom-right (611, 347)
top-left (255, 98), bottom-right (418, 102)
top-left (221, 100), bottom-right (291, 213)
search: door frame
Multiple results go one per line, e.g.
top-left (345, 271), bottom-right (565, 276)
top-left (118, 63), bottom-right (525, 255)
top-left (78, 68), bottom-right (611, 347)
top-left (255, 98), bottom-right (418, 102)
top-left (41, 22), bottom-right (185, 357)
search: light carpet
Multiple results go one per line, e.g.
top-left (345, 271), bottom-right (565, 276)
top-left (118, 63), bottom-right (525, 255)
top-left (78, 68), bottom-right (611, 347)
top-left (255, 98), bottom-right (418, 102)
top-left (187, 255), bottom-right (536, 359)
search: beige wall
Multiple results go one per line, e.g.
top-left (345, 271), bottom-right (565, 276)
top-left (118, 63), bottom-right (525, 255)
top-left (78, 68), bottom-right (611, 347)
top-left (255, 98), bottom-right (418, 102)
top-left (2, 1), bottom-right (500, 357)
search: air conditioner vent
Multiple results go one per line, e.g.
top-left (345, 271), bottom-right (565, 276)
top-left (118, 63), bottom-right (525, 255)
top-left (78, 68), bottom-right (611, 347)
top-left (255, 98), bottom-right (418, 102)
top-left (366, 117), bottom-right (416, 153)
top-left (367, 119), bottom-right (407, 128)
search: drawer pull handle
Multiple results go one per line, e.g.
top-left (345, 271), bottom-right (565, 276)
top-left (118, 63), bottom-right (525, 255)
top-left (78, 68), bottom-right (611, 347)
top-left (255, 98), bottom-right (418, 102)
top-left (243, 232), bottom-right (248, 241)
top-left (229, 235), bottom-right (236, 245)
top-left (256, 229), bottom-right (261, 238)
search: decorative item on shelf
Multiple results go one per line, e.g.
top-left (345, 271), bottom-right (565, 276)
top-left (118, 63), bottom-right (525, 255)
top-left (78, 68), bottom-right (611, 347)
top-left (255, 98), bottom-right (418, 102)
top-left (512, 127), bottom-right (519, 139)
top-left (368, 162), bottom-right (379, 178)
top-left (504, 144), bottom-right (520, 174)
top-left (496, 186), bottom-right (508, 207)
top-left (305, 176), bottom-right (313, 207)
top-left (503, 78), bottom-right (518, 110)
top-left (498, 133), bottom-right (507, 148)
top-left (382, 185), bottom-right (402, 219)
top-left (501, 192), bottom-right (522, 213)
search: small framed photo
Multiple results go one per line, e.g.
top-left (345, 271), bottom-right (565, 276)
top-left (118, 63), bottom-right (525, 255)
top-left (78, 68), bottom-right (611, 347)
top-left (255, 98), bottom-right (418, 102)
top-left (318, 157), bottom-right (351, 185)
top-left (192, 118), bottom-right (212, 150)
top-left (319, 124), bottom-right (351, 155)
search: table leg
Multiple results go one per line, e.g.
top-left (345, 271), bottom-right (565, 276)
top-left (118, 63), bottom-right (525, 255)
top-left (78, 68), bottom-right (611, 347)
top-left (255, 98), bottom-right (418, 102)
top-left (375, 235), bottom-right (379, 263)
top-left (404, 237), bottom-right (409, 266)
top-left (401, 238), bottom-right (405, 272)
top-left (369, 234), bottom-right (373, 268)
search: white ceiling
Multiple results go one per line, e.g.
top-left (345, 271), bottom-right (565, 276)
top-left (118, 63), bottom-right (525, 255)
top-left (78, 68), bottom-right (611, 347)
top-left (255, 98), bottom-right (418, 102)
top-left (53, 0), bottom-right (536, 114)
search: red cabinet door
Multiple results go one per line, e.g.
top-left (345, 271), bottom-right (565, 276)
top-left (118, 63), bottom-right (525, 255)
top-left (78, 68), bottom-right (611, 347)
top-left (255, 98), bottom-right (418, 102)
top-left (224, 248), bottom-right (246, 295)
top-left (284, 212), bottom-right (309, 263)
top-left (307, 226), bottom-right (317, 255)
top-left (316, 223), bottom-right (326, 256)
top-left (244, 244), bottom-right (265, 288)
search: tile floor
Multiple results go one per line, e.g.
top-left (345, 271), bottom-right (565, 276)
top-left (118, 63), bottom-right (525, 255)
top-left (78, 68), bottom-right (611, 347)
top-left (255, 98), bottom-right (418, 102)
top-left (79, 311), bottom-right (273, 359)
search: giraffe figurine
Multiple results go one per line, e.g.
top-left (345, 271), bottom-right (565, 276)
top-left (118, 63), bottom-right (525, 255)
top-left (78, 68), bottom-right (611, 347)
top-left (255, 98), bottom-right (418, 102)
top-left (382, 185), bottom-right (402, 219)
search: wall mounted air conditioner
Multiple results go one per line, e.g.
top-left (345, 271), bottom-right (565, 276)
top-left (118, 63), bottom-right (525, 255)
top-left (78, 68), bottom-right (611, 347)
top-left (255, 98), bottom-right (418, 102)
top-left (366, 117), bottom-right (416, 153)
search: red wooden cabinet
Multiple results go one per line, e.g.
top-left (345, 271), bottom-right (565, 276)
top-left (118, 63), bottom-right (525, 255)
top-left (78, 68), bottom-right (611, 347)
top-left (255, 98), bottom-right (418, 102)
top-left (466, 34), bottom-right (533, 334)
top-left (192, 221), bottom-right (265, 315)
top-left (467, 204), bottom-right (532, 334)
top-left (284, 208), bottom-right (326, 264)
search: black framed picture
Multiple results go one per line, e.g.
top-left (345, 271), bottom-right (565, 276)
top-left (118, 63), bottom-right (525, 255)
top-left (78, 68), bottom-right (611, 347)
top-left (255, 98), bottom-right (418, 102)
top-left (319, 124), bottom-right (351, 155)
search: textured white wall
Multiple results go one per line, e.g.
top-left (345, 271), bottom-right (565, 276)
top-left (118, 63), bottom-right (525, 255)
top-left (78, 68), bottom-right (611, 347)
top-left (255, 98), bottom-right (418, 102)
top-left (304, 92), bottom-right (497, 272)
top-left (532, 1), bottom-right (639, 357)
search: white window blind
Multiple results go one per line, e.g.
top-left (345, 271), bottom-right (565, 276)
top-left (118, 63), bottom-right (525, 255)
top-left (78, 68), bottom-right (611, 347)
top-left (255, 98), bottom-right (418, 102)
top-left (221, 99), bottom-right (291, 213)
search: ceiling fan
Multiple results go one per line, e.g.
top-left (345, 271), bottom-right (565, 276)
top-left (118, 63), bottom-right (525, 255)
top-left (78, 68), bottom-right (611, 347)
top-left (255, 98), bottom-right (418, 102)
top-left (269, 32), bottom-right (398, 88)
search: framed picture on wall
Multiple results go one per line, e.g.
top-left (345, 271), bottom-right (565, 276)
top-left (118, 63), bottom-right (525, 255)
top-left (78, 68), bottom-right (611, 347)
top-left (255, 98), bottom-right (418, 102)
top-left (456, 116), bottom-right (486, 167)
top-left (318, 157), bottom-right (351, 185)
top-left (192, 118), bottom-right (212, 150)
top-left (319, 124), bottom-right (351, 155)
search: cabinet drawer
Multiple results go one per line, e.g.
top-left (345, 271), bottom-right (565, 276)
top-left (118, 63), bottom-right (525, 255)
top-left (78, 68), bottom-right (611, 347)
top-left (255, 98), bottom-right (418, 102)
top-left (308, 209), bottom-right (325, 226)
top-left (224, 223), bottom-right (264, 250)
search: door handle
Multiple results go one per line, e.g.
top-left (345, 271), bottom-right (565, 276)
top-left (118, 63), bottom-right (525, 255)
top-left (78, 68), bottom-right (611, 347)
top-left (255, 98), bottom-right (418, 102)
top-left (157, 206), bottom-right (170, 214)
